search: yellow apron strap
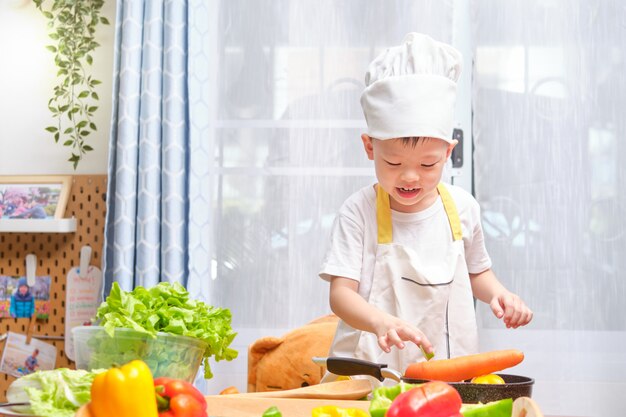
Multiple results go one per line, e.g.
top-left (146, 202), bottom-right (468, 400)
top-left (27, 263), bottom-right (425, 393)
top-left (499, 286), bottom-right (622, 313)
top-left (376, 184), bottom-right (393, 244)
top-left (437, 183), bottom-right (463, 241)
top-left (376, 183), bottom-right (461, 243)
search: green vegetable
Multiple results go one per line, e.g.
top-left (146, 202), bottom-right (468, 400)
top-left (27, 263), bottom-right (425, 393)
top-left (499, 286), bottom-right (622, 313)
top-left (94, 281), bottom-right (238, 379)
top-left (369, 382), bottom-right (421, 417)
top-left (460, 398), bottom-right (513, 417)
top-left (6, 368), bottom-right (102, 417)
top-left (262, 406), bottom-right (282, 417)
top-left (420, 345), bottom-right (435, 360)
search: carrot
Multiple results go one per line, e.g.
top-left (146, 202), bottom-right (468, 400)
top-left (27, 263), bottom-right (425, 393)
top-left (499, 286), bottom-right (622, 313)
top-left (404, 349), bottom-right (524, 382)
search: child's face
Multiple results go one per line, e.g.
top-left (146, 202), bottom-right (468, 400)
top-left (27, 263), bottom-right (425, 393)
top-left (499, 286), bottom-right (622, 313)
top-left (19, 285), bottom-right (28, 295)
top-left (362, 135), bottom-right (455, 213)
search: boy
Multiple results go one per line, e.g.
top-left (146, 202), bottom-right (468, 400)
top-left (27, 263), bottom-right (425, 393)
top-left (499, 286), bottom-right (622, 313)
top-left (10, 278), bottom-right (36, 319)
top-left (319, 33), bottom-right (532, 375)
top-left (24, 349), bottom-right (40, 373)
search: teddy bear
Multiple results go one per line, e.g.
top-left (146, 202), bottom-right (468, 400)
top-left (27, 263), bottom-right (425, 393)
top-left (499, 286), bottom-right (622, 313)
top-left (247, 314), bottom-right (339, 393)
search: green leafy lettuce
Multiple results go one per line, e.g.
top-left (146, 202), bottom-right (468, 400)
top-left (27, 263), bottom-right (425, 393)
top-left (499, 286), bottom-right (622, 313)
top-left (6, 368), bottom-right (102, 417)
top-left (93, 281), bottom-right (237, 379)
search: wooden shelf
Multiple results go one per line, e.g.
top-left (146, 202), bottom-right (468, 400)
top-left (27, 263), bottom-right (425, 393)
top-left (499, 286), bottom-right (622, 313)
top-left (0, 218), bottom-right (77, 233)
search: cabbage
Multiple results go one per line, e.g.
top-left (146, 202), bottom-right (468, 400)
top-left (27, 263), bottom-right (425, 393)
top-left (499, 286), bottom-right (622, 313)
top-left (6, 368), bottom-right (102, 417)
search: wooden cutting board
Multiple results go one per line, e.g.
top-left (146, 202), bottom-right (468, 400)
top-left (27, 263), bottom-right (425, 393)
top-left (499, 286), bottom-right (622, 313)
top-left (75, 398), bottom-right (369, 417)
top-left (204, 397), bottom-right (370, 417)
top-left (76, 395), bottom-right (550, 417)
top-left (229, 379), bottom-right (371, 400)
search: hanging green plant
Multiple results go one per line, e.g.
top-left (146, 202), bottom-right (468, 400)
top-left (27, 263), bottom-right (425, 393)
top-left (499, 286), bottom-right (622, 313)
top-left (33, 0), bottom-right (110, 169)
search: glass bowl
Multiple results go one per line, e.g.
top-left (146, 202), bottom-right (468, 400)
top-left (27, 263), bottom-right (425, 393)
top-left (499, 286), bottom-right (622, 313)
top-left (72, 326), bottom-right (207, 382)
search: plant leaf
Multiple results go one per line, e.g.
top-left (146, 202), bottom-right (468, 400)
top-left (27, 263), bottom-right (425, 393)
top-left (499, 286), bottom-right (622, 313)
top-left (37, 0), bottom-right (107, 169)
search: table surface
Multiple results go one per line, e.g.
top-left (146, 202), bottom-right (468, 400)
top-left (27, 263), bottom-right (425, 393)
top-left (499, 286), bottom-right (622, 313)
top-left (0, 411), bottom-right (592, 417)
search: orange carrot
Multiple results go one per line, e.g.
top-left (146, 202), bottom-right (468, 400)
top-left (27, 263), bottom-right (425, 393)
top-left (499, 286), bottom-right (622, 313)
top-left (404, 349), bottom-right (524, 382)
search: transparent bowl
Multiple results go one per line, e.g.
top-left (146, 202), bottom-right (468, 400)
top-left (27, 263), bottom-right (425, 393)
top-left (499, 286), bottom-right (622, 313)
top-left (72, 326), bottom-right (207, 382)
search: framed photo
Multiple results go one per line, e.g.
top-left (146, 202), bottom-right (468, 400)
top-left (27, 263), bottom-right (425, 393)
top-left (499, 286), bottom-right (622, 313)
top-left (0, 175), bottom-right (71, 220)
top-left (0, 332), bottom-right (57, 377)
top-left (0, 276), bottom-right (51, 319)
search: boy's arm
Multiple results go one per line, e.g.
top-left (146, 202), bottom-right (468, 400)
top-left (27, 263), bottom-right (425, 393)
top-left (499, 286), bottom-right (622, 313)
top-left (470, 269), bottom-right (533, 328)
top-left (329, 276), bottom-right (433, 355)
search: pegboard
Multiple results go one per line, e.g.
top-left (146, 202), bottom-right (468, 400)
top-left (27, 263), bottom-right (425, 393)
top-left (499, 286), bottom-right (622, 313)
top-left (0, 175), bottom-right (107, 400)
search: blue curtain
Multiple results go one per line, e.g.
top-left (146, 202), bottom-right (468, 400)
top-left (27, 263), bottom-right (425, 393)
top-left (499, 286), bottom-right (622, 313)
top-left (103, 0), bottom-right (211, 296)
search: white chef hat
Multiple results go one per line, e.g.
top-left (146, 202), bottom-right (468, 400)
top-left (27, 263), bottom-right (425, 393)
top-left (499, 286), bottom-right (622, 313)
top-left (360, 32), bottom-right (462, 142)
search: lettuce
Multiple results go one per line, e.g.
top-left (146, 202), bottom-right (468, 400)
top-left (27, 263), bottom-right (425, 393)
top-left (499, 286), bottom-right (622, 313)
top-left (6, 368), bottom-right (101, 417)
top-left (94, 281), bottom-right (237, 379)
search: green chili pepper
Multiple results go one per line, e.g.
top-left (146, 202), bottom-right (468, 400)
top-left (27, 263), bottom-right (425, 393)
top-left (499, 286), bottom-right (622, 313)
top-left (368, 382), bottom-right (421, 417)
top-left (460, 398), bottom-right (513, 417)
top-left (261, 406), bottom-right (282, 417)
top-left (420, 345), bottom-right (435, 360)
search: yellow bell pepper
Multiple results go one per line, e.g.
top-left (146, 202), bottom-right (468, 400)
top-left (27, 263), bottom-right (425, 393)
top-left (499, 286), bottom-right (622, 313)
top-left (311, 406), bottom-right (369, 417)
top-left (90, 360), bottom-right (158, 417)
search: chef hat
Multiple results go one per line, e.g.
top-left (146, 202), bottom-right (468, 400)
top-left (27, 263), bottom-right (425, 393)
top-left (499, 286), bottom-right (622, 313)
top-left (360, 32), bottom-right (462, 142)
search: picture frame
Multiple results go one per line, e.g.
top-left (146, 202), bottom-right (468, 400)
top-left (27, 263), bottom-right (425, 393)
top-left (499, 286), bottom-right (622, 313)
top-left (0, 275), bottom-right (51, 319)
top-left (0, 331), bottom-right (57, 377)
top-left (0, 175), bottom-right (72, 220)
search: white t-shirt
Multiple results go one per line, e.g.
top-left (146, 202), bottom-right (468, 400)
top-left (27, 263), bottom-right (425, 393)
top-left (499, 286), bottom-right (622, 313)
top-left (319, 183), bottom-right (492, 300)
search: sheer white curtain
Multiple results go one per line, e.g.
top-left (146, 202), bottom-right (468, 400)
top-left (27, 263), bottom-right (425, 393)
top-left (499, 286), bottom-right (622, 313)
top-left (192, 3), bottom-right (626, 411)
top-left (472, 2), bottom-right (626, 416)
top-left (198, 0), bottom-right (454, 393)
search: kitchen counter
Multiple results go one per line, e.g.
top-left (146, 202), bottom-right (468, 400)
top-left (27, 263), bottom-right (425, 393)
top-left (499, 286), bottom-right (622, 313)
top-left (0, 396), bottom-right (588, 417)
top-left (203, 396), bottom-right (586, 417)
top-left (0, 408), bottom-right (589, 417)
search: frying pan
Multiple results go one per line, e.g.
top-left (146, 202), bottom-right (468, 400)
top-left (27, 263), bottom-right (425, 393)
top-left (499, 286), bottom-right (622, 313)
top-left (313, 356), bottom-right (534, 404)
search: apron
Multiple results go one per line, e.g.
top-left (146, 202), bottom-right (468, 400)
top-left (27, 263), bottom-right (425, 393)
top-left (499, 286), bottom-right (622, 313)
top-left (326, 183), bottom-right (478, 378)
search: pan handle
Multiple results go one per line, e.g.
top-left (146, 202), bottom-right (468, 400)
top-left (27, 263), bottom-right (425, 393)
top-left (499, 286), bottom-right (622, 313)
top-left (312, 356), bottom-right (402, 382)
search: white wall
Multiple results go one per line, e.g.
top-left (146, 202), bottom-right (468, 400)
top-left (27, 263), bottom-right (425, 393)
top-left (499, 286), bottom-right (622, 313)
top-left (0, 0), bottom-right (115, 175)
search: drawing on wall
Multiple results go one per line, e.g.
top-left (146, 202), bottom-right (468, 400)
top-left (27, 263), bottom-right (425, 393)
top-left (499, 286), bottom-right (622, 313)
top-left (0, 276), bottom-right (51, 319)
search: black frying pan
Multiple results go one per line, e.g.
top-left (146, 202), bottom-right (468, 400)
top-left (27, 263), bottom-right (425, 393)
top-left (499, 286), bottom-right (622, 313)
top-left (313, 356), bottom-right (534, 404)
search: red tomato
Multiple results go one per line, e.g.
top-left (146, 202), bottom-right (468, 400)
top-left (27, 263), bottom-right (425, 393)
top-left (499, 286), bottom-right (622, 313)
top-left (386, 381), bottom-right (463, 417)
top-left (154, 377), bottom-right (207, 409)
top-left (154, 377), bottom-right (208, 417)
top-left (169, 394), bottom-right (207, 417)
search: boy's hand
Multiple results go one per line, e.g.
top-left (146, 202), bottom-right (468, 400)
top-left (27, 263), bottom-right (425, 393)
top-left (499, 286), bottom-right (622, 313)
top-left (489, 291), bottom-right (533, 328)
top-left (375, 316), bottom-right (434, 357)
top-left (329, 276), bottom-right (433, 357)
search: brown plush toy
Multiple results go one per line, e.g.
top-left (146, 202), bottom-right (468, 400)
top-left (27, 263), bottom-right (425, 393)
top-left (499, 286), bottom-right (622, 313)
top-left (247, 314), bottom-right (339, 392)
